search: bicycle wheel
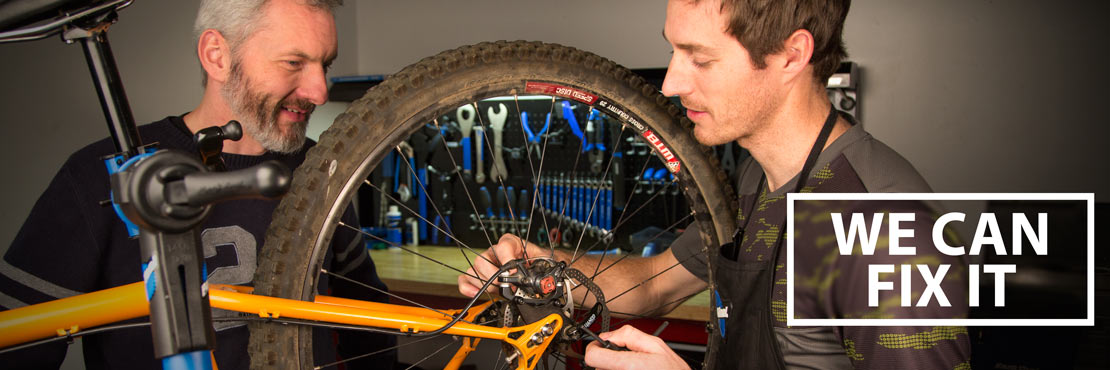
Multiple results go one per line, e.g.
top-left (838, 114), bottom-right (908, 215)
top-left (248, 40), bottom-right (736, 369)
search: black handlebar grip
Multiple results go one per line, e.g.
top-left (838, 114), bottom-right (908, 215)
top-left (178, 160), bottom-right (291, 206)
top-left (220, 120), bottom-right (243, 141)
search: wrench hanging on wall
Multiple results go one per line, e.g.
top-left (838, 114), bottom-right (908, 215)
top-left (487, 103), bottom-right (509, 181)
top-left (474, 125), bottom-right (486, 184)
top-left (456, 105), bottom-right (475, 181)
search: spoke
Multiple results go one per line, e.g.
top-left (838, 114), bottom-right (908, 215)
top-left (568, 180), bottom-right (680, 267)
top-left (547, 101), bottom-right (592, 255)
top-left (549, 351), bottom-right (569, 369)
top-left (604, 250), bottom-right (699, 306)
top-left (474, 101), bottom-right (533, 263)
top-left (314, 334), bottom-right (442, 370)
top-left (588, 213), bottom-right (693, 282)
top-left (516, 96), bottom-right (559, 254)
top-left (431, 118), bottom-right (496, 248)
top-left (339, 222), bottom-right (488, 284)
top-left (322, 268), bottom-right (463, 321)
top-left (569, 124), bottom-right (628, 262)
top-left (361, 180), bottom-right (498, 272)
top-left (608, 290), bottom-right (704, 325)
top-left (391, 142), bottom-right (485, 281)
top-left (430, 118), bottom-right (502, 303)
top-left (405, 337), bottom-right (461, 370)
top-left (563, 154), bottom-right (656, 261)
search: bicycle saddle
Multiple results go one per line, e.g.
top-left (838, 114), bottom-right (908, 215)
top-left (0, 0), bottom-right (95, 31)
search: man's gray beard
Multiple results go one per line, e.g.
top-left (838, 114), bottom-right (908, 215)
top-left (221, 62), bottom-right (308, 154)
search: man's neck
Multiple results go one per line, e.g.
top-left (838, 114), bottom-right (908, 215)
top-left (740, 86), bottom-right (850, 193)
top-left (183, 87), bottom-right (267, 156)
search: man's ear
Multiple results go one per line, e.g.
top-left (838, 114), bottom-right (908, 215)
top-left (197, 29), bottom-right (231, 84)
top-left (777, 29), bottom-right (815, 83)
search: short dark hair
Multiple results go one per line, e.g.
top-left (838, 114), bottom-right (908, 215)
top-left (703, 0), bottom-right (850, 86)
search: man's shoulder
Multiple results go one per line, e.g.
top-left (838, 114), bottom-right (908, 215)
top-left (837, 126), bottom-right (932, 194)
top-left (68, 117), bottom-right (187, 160)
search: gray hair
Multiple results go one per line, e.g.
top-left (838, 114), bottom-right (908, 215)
top-left (194, 0), bottom-right (343, 86)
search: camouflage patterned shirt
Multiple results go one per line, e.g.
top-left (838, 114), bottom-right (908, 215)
top-left (673, 124), bottom-right (971, 370)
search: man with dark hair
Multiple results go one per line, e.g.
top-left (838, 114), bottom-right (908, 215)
top-left (0, 0), bottom-right (395, 368)
top-left (460, 0), bottom-right (970, 368)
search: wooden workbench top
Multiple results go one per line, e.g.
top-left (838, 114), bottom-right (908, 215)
top-left (370, 245), bottom-right (710, 322)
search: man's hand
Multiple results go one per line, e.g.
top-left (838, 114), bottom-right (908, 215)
top-left (584, 325), bottom-right (690, 370)
top-left (457, 233), bottom-right (547, 297)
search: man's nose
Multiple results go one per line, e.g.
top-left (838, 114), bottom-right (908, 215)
top-left (299, 65), bottom-right (329, 105)
top-left (660, 56), bottom-right (689, 98)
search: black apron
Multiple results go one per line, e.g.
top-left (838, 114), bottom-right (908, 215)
top-left (711, 106), bottom-right (838, 369)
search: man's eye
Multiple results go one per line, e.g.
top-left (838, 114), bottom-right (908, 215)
top-left (285, 60), bottom-right (303, 68)
top-left (693, 60), bottom-right (711, 68)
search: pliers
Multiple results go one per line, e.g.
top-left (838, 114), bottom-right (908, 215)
top-left (521, 111), bottom-right (551, 158)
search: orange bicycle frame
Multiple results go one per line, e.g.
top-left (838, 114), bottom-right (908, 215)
top-left (0, 282), bottom-right (562, 370)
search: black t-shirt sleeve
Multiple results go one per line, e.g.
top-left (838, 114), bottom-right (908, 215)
top-left (671, 222), bottom-right (710, 283)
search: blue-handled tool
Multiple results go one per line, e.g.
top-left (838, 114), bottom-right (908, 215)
top-left (537, 176), bottom-right (545, 211)
top-left (517, 188), bottom-right (530, 221)
top-left (457, 105), bottom-right (476, 180)
top-left (594, 178), bottom-right (603, 227)
top-left (590, 178), bottom-right (599, 227)
top-left (521, 111), bottom-right (552, 144)
top-left (652, 168), bottom-right (669, 195)
top-left (557, 174), bottom-right (568, 220)
top-left (591, 110), bottom-right (606, 153)
top-left (653, 167), bottom-right (670, 182)
top-left (495, 186), bottom-right (507, 220)
top-left (588, 110), bottom-right (606, 173)
top-left (505, 185), bottom-right (517, 234)
top-left (562, 101), bottom-right (589, 152)
top-left (637, 167), bottom-right (654, 194)
top-left (474, 126), bottom-right (485, 184)
top-left (571, 176), bottom-right (580, 224)
top-left (603, 181), bottom-right (613, 231)
top-left (432, 214), bottom-right (452, 244)
top-left (478, 186), bottom-right (494, 219)
top-left (581, 176), bottom-right (590, 224)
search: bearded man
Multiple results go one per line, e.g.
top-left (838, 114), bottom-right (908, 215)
top-left (0, 0), bottom-right (395, 368)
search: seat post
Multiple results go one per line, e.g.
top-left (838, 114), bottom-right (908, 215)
top-left (68, 21), bottom-right (142, 158)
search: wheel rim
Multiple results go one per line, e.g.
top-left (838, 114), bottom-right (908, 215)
top-left (250, 41), bottom-right (736, 370)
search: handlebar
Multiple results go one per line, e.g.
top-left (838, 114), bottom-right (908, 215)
top-left (173, 160), bottom-right (291, 206)
top-left (113, 150), bottom-right (292, 233)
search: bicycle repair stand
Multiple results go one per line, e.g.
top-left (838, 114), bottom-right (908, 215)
top-left (1, 1), bottom-right (290, 368)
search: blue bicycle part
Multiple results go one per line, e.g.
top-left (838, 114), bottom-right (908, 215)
top-left (162, 350), bottom-right (214, 370)
top-left (105, 147), bottom-right (157, 237)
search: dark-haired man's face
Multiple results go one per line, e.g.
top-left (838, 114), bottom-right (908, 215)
top-left (661, 0), bottom-right (782, 147)
top-left (221, 0), bottom-right (337, 153)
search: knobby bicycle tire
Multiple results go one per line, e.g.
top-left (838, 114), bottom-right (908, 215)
top-left (248, 40), bottom-right (736, 369)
